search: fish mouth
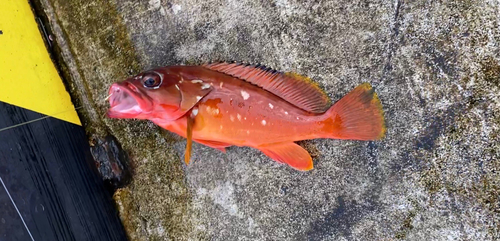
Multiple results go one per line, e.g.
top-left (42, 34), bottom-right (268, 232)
top-left (107, 82), bottom-right (151, 118)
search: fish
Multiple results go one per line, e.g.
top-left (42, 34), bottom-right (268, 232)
top-left (107, 63), bottom-right (386, 171)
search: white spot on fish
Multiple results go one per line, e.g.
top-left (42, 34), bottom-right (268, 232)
top-left (192, 79), bottom-right (203, 83)
top-left (269, 103), bottom-right (274, 109)
top-left (191, 108), bottom-right (199, 116)
top-left (196, 96), bottom-right (202, 101)
top-left (230, 115), bottom-right (235, 122)
top-left (241, 90), bottom-right (250, 100)
top-left (246, 130), bottom-right (250, 134)
top-left (175, 84), bottom-right (180, 90)
top-left (296, 117), bottom-right (299, 120)
top-left (220, 82), bottom-right (224, 88)
top-left (201, 83), bottom-right (211, 89)
top-left (261, 120), bottom-right (266, 126)
top-left (237, 114), bottom-right (242, 121)
top-left (244, 117), bottom-right (247, 120)
top-left (285, 111), bottom-right (289, 115)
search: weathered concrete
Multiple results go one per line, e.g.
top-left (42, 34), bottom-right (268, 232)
top-left (38, 0), bottom-right (499, 240)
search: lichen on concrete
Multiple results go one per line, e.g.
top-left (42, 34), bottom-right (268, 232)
top-left (37, 0), bottom-right (499, 240)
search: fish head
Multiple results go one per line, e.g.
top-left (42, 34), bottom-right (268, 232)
top-left (107, 68), bottom-right (183, 119)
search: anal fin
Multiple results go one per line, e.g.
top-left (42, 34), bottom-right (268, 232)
top-left (258, 142), bottom-right (314, 171)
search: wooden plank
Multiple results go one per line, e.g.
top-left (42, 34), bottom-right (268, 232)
top-left (0, 101), bottom-right (127, 241)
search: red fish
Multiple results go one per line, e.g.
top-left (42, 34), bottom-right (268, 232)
top-left (107, 63), bottom-right (385, 171)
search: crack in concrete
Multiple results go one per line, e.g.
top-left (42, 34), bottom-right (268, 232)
top-left (379, 0), bottom-right (403, 84)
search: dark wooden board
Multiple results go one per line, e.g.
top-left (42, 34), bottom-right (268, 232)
top-left (0, 101), bottom-right (127, 241)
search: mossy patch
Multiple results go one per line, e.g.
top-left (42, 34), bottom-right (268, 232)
top-left (420, 167), bottom-right (443, 195)
top-left (113, 188), bottom-right (135, 240)
top-left (49, 0), bottom-right (143, 137)
top-left (480, 56), bottom-right (500, 86)
top-left (418, 53), bottom-right (500, 236)
top-left (394, 208), bottom-right (417, 240)
top-left (39, 0), bottom-right (195, 239)
top-left (113, 144), bottom-right (197, 240)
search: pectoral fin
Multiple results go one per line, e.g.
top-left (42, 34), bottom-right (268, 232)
top-left (184, 108), bottom-right (196, 165)
top-left (258, 142), bottom-right (314, 171)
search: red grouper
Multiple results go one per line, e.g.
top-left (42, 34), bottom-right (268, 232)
top-left (107, 63), bottom-right (386, 171)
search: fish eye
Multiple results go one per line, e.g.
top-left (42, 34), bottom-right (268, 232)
top-left (141, 72), bottom-right (163, 89)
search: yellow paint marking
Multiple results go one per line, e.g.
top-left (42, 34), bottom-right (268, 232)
top-left (0, 1), bottom-right (81, 125)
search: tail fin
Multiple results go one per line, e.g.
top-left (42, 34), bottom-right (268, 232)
top-left (322, 83), bottom-right (386, 140)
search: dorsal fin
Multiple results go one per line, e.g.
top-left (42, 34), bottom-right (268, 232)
top-left (203, 62), bottom-right (331, 113)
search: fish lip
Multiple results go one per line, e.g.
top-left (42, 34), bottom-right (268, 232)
top-left (107, 82), bottom-right (152, 118)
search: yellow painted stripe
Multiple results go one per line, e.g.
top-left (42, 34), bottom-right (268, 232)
top-left (0, 0), bottom-right (81, 126)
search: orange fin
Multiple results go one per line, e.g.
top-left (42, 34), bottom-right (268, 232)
top-left (195, 139), bottom-right (231, 153)
top-left (185, 110), bottom-right (196, 165)
top-left (258, 142), bottom-right (314, 171)
top-left (204, 62), bottom-right (331, 113)
top-left (323, 83), bottom-right (386, 140)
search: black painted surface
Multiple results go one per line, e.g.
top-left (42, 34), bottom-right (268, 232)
top-left (0, 101), bottom-right (127, 241)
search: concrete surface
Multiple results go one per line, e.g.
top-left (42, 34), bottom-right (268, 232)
top-left (37, 0), bottom-right (499, 240)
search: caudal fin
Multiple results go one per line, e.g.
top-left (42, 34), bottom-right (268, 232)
top-left (323, 83), bottom-right (386, 140)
